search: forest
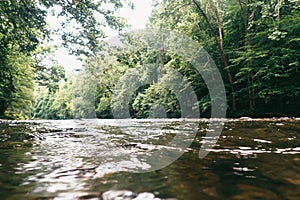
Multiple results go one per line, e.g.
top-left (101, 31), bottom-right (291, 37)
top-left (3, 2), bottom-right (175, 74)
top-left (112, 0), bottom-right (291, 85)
top-left (0, 0), bottom-right (299, 120)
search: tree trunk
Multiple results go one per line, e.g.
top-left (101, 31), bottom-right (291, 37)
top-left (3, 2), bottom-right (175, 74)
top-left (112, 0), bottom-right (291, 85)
top-left (0, 102), bottom-right (6, 117)
top-left (191, 0), bottom-right (236, 111)
top-left (239, 0), bottom-right (255, 112)
top-left (277, 0), bottom-right (281, 21)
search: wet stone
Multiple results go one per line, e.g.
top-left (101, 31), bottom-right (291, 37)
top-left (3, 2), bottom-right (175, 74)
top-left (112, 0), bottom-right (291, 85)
top-left (133, 192), bottom-right (158, 200)
top-left (102, 190), bottom-right (136, 200)
top-left (102, 190), bottom-right (177, 200)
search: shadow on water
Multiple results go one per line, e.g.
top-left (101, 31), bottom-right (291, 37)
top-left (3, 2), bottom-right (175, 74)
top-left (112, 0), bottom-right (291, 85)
top-left (0, 118), bottom-right (299, 200)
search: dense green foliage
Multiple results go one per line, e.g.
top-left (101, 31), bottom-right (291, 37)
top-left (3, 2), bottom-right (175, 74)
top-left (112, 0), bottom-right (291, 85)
top-left (1, 0), bottom-right (299, 119)
top-left (86, 0), bottom-right (299, 118)
top-left (0, 0), bottom-right (131, 119)
top-left (144, 0), bottom-right (300, 117)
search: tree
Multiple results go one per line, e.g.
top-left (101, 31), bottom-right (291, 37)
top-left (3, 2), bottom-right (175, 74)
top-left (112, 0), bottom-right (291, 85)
top-left (149, 0), bottom-right (300, 116)
top-left (16, 0), bottom-right (300, 119)
top-left (3, 50), bottom-right (35, 119)
top-left (229, 0), bottom-right (300, 115)
top-left (191, 0), bottom-right (236, 111)
top-left (0, 0), bottom-right (131, 118)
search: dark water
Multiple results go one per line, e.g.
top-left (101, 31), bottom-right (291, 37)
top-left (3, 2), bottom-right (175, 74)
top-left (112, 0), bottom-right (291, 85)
top-left (0, 118), bottom-right (299, 200)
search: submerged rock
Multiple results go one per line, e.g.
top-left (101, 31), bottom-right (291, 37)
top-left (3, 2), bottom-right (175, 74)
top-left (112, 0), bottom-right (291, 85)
top-left (102, 190), bottom-right (177, 200)
top-left (133, 192), bottom-right (157, 200)
top-left (102, 190), bottom-right (136, 200)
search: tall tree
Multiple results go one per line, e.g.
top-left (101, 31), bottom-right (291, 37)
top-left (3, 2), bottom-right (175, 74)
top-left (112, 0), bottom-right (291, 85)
top-left (191, 0), bottom-right (236, 111)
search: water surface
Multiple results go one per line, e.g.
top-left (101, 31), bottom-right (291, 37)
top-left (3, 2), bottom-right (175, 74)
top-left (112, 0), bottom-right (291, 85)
top-left (0, 118), bottom-right (299, 199)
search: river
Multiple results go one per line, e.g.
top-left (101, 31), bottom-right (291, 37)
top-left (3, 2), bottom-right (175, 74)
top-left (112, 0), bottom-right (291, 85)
top-left (0, 118), bottom-right (299, 200)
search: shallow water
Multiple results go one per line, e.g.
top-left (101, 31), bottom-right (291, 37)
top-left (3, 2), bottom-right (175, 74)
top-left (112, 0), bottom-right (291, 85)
top-left (0, 118), bottom-right (299, 200)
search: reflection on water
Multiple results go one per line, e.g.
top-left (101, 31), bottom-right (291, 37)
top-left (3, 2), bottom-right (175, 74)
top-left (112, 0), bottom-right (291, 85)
top-left (0, 118), bottom-right (299, 200)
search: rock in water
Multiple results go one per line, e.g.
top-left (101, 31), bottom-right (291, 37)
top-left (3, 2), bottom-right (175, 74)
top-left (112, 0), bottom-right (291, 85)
top-left (102, 190), bottom-right (177, 200)
top-left (133, 192), bottom-right (156, 200)
top-left (102, 190), bottom-right (136, 200)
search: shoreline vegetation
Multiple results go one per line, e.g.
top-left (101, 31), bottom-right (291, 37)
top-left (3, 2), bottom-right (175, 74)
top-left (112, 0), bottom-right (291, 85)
top-left (1, 0), bottom-right (299, 120)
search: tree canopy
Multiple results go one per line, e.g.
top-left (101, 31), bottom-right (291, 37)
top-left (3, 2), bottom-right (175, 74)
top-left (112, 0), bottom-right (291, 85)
top-left (0, 0), bottom-right (131, 118)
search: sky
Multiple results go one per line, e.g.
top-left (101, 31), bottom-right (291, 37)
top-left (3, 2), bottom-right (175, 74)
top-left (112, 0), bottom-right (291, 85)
top-left (47, 0), bottom-right (154, 73)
